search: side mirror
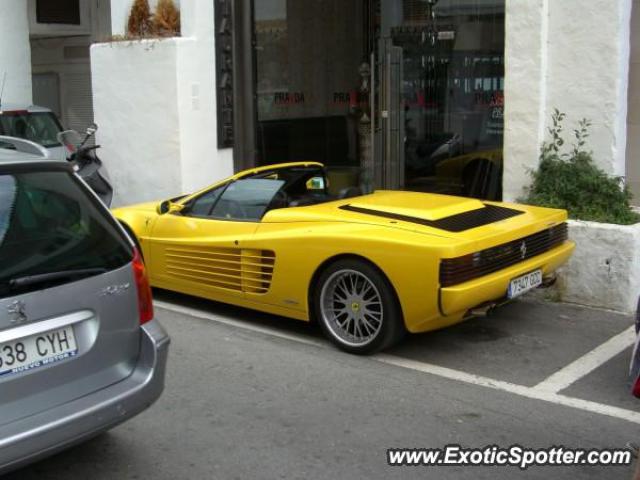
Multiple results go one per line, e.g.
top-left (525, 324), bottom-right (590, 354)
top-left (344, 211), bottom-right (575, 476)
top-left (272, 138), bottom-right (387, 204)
top-left (57, 130), bottom-right (83, 154)
top-left (306, 176), bottom-right (326, 191)
top-left (86, 123), bottom-right (98, 137)
top-left (157, 200), bottom-right (184, 215)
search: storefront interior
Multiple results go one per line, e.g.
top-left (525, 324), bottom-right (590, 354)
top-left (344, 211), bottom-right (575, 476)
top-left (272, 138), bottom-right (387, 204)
top-left (250, 0), bottom-right (505, 199)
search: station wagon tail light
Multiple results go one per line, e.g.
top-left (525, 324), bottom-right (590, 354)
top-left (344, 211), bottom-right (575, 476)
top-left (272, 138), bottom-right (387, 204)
top-left (2, 110), bottom-right (29, 115)
top-left (132, 248), bottom-right (154, 325)
top-left (634, 375), bottom-right (640, 399)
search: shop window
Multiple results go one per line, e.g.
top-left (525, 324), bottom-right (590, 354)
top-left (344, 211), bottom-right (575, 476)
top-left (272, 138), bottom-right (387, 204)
top-left (391, 0), bottom-right (505, 199)
top-left (250, 0), bottom-right (505, 199)
top-left (253, 0), bottom-right (363, 171)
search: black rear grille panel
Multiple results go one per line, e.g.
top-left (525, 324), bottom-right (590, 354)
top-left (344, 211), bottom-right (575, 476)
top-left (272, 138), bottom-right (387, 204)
top-left (432, 204), bottom-right (524, 232)
top-left (440, 223), bottom-right (568, 287)
top-left (340, 204), bottom-right (524, 232)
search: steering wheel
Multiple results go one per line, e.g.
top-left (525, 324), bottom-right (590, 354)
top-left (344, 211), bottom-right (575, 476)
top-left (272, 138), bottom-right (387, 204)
top-left (32, 123), bottom-right (50, 144)
top-left (269, 190), bottom-right (290, 211)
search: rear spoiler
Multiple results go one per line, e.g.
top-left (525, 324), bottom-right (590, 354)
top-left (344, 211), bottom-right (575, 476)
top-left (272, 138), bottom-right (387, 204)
top-left (0, 135), bottom-right (50, 158)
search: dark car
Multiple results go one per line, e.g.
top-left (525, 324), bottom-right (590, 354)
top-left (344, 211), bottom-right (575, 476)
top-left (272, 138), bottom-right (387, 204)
top-left (0, 104), bottom-right (66, 160)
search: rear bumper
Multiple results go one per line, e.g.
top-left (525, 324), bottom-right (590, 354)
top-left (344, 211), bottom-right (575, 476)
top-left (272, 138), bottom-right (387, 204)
top-left (0, 319), bottom-right (170, 474)
top-left (439, 240), bottom-right (575, 319)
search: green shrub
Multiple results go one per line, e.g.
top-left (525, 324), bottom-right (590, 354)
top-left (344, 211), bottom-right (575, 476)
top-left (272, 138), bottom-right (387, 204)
top-left (524, 110), bottom-right (640, 225)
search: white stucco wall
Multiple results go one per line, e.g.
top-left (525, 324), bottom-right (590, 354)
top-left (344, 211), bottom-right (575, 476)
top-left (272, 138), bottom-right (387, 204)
top-left (502, 0), bottom-right (549, 202)
top-left (91, 39), bottom-right (182, 206)
top-left (546, 0), bottom-right (632, 177)
top-left (627, 0), bottom-right (640, 205)
top-left (0, 3), bottom-right (32, 105)
top-left (92, 0), bottom-right (233, 205)
top-left (176, 0), bottom-right (234, 193)
top-left (554, 221), bottom-right (640, 313)
top-left (503, 0), bottom-right (634, 201)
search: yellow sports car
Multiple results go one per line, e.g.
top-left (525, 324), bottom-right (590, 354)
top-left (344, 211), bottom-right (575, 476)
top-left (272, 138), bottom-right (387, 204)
top-left (113, 162), bottom-right (575, 354)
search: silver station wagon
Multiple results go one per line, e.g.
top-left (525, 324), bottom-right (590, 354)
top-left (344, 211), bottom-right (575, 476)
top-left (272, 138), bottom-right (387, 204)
top-left (0, 146), bottom-right (169, 473)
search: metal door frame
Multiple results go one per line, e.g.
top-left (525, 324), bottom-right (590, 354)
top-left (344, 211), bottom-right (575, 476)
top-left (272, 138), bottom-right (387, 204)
top-left (231, 0), bottom-right (257, 173)
top-left (374, 37), bottom-right (405, 190)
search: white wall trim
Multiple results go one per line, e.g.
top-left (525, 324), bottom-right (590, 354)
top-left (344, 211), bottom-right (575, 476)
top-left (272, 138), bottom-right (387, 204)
top-left (503, 0), bottom-right (549, 201)
top-left (537, 0), bottom-right (549, 147)
top-left (0, 2), bottom-right (32, 105)
top-left (615, 0), bottom-right (634, 179)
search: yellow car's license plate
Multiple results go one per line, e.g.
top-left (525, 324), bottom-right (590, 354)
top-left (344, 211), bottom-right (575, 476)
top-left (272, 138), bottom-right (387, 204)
top-left (0, 326), bottom-right (78, 377)
top-left (507, 269), bottom-right (542, 299)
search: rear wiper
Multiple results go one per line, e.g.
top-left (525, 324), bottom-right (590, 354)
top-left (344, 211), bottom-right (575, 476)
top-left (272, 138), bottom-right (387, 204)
top-left (8, 268), bottom-right (108, 289)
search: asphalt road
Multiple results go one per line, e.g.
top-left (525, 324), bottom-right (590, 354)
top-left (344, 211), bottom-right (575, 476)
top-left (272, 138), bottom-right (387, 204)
top-left (7, 293), bottom-right (639, 480)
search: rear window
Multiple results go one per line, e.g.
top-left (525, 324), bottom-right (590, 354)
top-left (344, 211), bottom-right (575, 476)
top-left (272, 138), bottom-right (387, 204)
top-left (0, 169), bottom-right (132, 298)
top-left (0, 112), bottom-right (63, 148)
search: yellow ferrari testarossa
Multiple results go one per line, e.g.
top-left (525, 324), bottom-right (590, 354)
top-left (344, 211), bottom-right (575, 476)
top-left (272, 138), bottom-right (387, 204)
top-left (113, 162), bottom-right (575, 354)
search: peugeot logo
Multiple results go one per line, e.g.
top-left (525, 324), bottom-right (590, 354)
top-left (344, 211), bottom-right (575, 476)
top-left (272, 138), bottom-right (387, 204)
top-left (100, 283), bottom-right (131, 297)
top-left (520, 241), bottom-right (527, 259)
top-left (7, 300), bottom-right (27, 324)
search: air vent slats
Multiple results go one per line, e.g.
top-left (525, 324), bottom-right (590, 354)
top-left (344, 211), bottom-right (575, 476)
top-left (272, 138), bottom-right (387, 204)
top-left (165, 246), bottom-right (275, 294)
top-left (166, 253), bottom-right (273, 270)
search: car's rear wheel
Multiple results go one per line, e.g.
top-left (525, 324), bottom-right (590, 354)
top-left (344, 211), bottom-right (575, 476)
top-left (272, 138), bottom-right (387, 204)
top-left (313, 259), bottom-right (404, 354)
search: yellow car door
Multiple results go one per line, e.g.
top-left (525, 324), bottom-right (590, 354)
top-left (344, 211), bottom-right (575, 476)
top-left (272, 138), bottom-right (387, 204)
top-left (146, 179), bottom-right (282, 303)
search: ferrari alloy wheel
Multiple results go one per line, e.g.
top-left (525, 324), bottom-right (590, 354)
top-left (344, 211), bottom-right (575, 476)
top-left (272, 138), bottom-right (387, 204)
top-left (314, 259), bottom-right (405, 354)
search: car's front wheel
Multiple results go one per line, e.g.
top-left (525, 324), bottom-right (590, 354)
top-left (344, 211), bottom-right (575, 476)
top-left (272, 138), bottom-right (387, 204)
top-left (313, 259), bottom-right (405, 354)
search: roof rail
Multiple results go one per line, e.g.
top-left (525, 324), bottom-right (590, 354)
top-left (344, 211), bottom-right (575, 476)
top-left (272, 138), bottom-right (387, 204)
top-left (0, 136), bottom-right (50, 158)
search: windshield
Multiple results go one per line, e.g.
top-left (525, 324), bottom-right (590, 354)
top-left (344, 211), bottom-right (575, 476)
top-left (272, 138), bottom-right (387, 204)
top-left (0, 111), bottom-right (63, 148)
top-left (0, 169), bottom-right (132, 298)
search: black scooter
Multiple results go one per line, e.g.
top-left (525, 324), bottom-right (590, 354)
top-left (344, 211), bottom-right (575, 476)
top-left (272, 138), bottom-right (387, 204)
top-left (57, 124), bottom-right (113, 207)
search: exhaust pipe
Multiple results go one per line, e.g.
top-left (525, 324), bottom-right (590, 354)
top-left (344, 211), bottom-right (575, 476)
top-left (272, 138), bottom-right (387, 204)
top-left (464, 274), bottom-right (558, 319)
top-left (468, 302), bottom-right (497, 317)
top-left (540, 273), bottom-right (557, 288)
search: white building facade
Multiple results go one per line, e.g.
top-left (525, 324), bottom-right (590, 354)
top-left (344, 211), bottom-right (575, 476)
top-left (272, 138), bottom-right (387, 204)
top-left (0, 0), bottom-right (638, 207)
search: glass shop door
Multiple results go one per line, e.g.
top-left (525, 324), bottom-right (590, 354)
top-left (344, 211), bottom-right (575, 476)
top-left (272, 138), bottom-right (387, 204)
top-left (375, 0), bottom-right (505, 199)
